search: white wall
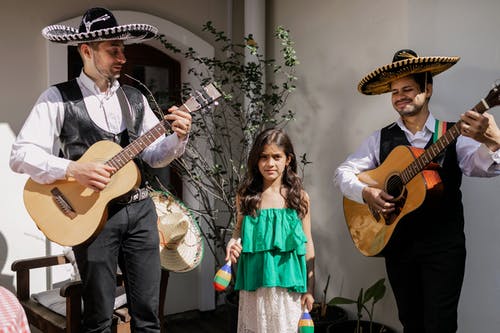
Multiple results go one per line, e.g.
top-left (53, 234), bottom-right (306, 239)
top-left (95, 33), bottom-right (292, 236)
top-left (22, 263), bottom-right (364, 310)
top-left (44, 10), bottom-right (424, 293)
top-left (0, 123), bottom-right (47, 294)
top-left (269, 0), bottom-right (500, 332)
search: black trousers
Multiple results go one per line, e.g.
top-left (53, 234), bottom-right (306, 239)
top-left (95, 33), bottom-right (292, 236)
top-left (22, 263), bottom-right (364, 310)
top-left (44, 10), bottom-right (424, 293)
top-left (385, 243), bottom-right (466, 333)
top-left (74, 198), bottom-right (161, 333)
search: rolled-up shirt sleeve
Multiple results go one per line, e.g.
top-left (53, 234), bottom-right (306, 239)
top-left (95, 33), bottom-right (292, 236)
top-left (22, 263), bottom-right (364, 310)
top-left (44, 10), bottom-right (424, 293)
top-left (457, 135), bottom-right (500, 176)
top-left (139, 95), bottom-right (188, 168)
top-left (334, 131), bottom-right (381, 203)
top-left (141, 132), bottom-right (188, 168)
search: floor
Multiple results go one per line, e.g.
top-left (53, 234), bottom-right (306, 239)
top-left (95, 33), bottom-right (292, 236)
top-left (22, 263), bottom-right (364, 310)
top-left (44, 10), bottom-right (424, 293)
top-left (29, 305), bottom-right (234, 333)
top-left (164, 305), bottom-right (233, 333)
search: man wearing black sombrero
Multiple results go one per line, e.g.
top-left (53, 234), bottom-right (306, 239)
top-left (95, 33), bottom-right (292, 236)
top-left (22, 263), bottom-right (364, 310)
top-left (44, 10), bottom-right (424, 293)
top-left (335, 49), bottom-right (500, 332)
top-left (10, 8), bottom-right (193, 332)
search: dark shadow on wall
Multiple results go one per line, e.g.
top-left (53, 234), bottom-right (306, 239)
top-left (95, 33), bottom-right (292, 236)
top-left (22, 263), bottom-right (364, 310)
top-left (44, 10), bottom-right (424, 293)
top-left (0, 232), bottom-right (15, 292)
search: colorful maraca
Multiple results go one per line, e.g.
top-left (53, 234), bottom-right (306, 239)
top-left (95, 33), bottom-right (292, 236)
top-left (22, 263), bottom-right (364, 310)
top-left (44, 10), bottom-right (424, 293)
top-left (298, 309), bottom-right (314, 333)
top-left (213, 259), bottom-right (232, 291)
top-left (213, 238), bottom-right (241, 291)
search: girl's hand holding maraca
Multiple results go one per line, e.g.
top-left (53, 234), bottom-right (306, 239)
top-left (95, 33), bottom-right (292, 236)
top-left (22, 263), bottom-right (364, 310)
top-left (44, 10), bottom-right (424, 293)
top-left (213, 238), bottom-right (242, 291)
top-left (225, 237), bottom-right (242, 263)
top-left (300, 292), bottom-right (315, 312)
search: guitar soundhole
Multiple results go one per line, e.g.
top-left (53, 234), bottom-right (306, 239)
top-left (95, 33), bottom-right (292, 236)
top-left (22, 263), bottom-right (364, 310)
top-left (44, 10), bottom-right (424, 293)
top-left (384, 174), bottom-right (406, 226)
top-left (386, 174), bottom-right (404, 199)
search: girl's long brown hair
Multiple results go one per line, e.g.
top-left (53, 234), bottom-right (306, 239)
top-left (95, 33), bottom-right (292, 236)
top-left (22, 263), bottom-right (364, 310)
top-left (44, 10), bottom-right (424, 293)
top-left (237, 128), bottom-right (308, 218)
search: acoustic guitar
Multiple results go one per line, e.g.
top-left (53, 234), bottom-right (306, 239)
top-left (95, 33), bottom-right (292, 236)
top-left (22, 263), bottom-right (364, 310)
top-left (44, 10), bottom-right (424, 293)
top-left (23, 83), bottom-right (221, 246)
top-left (343, 83), bottom-right (500, 256)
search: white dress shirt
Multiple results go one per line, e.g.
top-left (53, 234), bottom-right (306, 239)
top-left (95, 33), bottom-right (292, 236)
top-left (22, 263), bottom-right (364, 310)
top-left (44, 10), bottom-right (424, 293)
top-left (10, 71), bottom-right (187, 184)
top-left (334, 113), bottom-right (500, 203)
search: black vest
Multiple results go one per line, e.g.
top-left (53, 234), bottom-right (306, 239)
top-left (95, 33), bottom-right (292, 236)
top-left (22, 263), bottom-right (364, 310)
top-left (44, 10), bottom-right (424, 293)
top-left (56, 79), bottom-right (144, 160)
top-left (380, 122), bottom-right (465, 254)
top-left (56, 80), bottom-right (149, 186)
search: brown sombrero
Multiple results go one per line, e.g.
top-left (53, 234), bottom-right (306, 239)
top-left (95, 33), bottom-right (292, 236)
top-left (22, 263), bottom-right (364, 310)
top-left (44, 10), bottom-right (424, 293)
top-left (358, 49), bottom-right (460, 95)
top-left (42, 7), bottom-right (158, 45)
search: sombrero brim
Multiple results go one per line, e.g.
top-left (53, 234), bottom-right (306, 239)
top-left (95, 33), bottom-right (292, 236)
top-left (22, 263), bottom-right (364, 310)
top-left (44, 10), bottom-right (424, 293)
top-left (42, 23), bottom-right (158, 45)
top-left (153, 191), bottom-right (204, 273)
top-left (358, 56), bottom-right (460, 95)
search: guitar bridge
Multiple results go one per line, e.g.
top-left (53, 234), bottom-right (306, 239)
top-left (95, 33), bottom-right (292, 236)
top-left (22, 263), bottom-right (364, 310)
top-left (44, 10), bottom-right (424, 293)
top-left (50, 187), bottom-right (77, 219)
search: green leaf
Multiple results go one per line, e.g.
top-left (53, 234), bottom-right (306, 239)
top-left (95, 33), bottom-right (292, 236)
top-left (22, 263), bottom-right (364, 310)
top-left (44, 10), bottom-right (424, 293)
top-left (328, 297), bottom-right (356, 306)
top-left (364, 278), bottom-right (386, 304)
top-left (356, 288), bottom-right (364, 315)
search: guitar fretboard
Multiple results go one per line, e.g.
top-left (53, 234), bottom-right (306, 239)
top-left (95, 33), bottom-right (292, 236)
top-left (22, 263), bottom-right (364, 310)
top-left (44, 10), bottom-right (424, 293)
top-left (400, 99), bottom-right (489, 184)
top-left (106, 120), bottom-right (168, 170)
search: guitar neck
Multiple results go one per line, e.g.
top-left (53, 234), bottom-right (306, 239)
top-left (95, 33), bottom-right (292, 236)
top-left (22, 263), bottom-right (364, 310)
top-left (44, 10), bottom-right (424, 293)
top-left (401, 99), bottom-right (490, 184)
top-left (106, 119), bottom-right (168, 170)
top-left (105, 103), bottom-right (192, 171)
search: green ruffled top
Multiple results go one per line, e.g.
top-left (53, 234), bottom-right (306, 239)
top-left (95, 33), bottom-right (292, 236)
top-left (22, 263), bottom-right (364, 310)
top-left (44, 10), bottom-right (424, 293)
top-left (234, 208), bottom-right (308, 293)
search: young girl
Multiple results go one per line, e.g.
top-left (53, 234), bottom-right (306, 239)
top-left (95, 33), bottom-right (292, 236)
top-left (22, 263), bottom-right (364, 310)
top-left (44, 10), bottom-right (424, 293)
top-left (226, 128), bottom-right (315, 333)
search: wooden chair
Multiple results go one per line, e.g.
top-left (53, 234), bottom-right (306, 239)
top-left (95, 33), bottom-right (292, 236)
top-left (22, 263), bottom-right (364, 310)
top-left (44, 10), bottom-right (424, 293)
top-left (11, 254), bottom-right (169, 333)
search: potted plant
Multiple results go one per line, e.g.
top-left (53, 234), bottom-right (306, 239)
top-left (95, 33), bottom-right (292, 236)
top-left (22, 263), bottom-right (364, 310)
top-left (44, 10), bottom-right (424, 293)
top-left (327, 278), bottom-right (395, 333)
top-left (310, 274), bottom-right (348, 333)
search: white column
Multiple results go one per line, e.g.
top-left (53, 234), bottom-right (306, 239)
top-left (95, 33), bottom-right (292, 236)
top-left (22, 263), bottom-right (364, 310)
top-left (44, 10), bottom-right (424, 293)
top-left (244, 0), bottom-right (266, 64)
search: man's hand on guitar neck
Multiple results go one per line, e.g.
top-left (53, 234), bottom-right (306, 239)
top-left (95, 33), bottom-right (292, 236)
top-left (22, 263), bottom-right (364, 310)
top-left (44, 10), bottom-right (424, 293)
top-left (66, 161), bottom-right (116, 192)
top-left (460, 111), bottom-right (500, 152)
top-left (361, 186), bottom-right (395, 215)
top-left (165, 106), bottom-right (192, 141)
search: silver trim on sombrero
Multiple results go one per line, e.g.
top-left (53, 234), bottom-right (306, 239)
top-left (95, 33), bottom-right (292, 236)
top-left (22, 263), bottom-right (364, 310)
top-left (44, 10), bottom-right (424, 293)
top-left (358, 56), bottom-right (460, 95)
top-left (42, 23), bottom-right (158, 45)
top-left (82, 13), bottom-right (111, 33)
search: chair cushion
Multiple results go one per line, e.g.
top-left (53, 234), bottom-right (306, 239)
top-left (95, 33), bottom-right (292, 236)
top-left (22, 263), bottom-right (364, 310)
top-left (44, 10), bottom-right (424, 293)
top-left (32, 285), bottom-right (127, 317)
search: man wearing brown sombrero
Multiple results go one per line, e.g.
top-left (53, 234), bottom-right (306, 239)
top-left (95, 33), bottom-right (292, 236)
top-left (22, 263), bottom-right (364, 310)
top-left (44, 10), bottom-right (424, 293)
top-left (335, 49), bottom-right (500, 332)
top-left (10, 8), bottom-right (192, 332)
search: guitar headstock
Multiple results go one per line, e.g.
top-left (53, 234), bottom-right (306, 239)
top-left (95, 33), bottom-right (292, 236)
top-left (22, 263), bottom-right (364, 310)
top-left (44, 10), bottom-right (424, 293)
top-left (183, 83), bottom-right (222, 112)
top-left (484, 81), bottom-right (500, 109)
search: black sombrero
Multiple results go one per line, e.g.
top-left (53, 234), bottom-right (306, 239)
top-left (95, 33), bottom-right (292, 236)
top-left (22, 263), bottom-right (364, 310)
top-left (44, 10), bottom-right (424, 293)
top-left (42, 7), bottom-right (158, 45)
top-left (358, 49), bottom-right (460, 95)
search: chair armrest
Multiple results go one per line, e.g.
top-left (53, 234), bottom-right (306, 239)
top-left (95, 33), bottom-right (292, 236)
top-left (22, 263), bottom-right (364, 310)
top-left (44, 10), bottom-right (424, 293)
top-left (11, 255), bottom-right (70, 301)
top-left (11, 255), bottom-right (69, 271)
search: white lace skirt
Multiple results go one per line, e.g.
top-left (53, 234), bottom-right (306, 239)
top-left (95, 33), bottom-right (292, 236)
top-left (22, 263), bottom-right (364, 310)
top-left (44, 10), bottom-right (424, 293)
top-left (237, 287), bottom-right (302, 333)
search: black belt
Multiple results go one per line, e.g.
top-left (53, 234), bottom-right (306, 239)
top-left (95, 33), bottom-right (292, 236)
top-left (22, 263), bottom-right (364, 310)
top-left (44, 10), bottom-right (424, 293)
top-left (113, 188), bottom-right (150, 205)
